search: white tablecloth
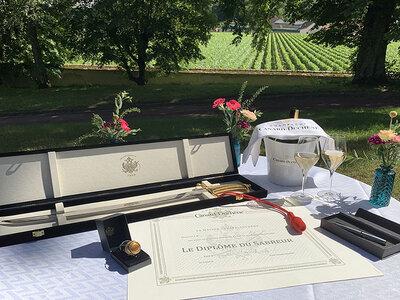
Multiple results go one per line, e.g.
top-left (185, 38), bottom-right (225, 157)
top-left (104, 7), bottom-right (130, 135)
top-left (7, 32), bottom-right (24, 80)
top-left (0, 157), bottom-right (399, 300)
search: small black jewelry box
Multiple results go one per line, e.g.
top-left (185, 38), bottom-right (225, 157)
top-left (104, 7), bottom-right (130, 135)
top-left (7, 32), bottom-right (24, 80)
top-left (321, 208), bottom-right (400, 259)
top-left (96, 213), bottom-right (151, 273)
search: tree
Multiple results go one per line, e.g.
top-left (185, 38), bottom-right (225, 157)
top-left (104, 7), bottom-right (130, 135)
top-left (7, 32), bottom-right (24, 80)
top-left (71, 0), bottom-right (217, 85)
top-left (217, 0), bottom-right (400, 85)
top-left (0, 0), bottom-right (72, 88)
top-left (216, 0), bottom-right (283, 50)
top-left (285, 0), bottom-right (400, 84)
top-left (0, 0), bottom-right (28, 85)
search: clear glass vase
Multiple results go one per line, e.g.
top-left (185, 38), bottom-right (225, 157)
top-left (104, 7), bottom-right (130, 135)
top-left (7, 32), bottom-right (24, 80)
top-left (369, 166), bottom-right (396, 207)
top-left (233, 139), bottom-right (241, 166)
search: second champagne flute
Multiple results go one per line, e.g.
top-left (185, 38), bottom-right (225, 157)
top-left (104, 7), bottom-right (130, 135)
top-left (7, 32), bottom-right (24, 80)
top-left (290, 136), bottom-right (320, 204)
top-left (317, 134), bottom-right (347, 201)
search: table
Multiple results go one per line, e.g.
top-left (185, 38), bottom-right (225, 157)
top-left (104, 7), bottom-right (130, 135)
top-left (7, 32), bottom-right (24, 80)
top-left (1, 157), bottom-right (399, 300)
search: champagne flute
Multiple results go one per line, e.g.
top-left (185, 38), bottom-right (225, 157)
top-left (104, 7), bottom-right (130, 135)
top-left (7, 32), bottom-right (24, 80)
top-left (290, 136), bottom-right (320, 204)
top-left (317, 134), bottom-right (347, 201)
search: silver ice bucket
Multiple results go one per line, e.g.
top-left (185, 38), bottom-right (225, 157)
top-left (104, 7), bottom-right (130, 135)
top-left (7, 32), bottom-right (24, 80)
top-left (264, 137), bottom-right (315, 186)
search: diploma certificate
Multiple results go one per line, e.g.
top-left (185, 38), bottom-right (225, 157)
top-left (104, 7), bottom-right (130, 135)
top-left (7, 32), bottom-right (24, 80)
top-left (128, 205), bottom-right (382, 299)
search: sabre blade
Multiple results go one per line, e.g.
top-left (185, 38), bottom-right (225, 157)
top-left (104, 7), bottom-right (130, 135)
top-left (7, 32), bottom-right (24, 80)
top-left (0, 215), bottom-right (57, 225)
top-left (67, 189), bottom-right (206, 220)
top-left (0, 188), bottom-right (206, 226)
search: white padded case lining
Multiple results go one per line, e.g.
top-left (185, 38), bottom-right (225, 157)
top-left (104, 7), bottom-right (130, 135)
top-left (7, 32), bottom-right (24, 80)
top-left (0, 136), bottom-right (234, 204)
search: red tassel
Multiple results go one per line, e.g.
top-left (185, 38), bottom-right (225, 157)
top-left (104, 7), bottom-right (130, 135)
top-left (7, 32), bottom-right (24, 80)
top-left (218, 192), bottom-right (306, 234)
top-left (287, 212), bottom-right (307, 233)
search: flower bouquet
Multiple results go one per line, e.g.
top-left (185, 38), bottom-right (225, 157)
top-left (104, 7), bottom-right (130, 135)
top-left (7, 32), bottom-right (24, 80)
top-left (212, 81), bottom-right (266, 164)
top-left (77, 91), bottom-right (141, 144)
top-left (212, 81), bottom-right (265, 141)
top-left (367, 111), bottom-right (399, 206)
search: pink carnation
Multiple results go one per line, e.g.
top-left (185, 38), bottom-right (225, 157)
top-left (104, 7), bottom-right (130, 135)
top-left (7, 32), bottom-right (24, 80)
top-left (241, 109), bottom-right (257, 121)
top-left (368, 135), bottom-right (384, 145)
top-left (227, 99), bottom-right (241, 110)
top-left (213, 98), bottom-right (225, 108)
top-left (237, 120), bottom-right (251, 130)
top-left (119, 119), bottom-right (130, 132)
top-left (102, 121), bottom-right (116, 129)
top-left (393, 136), bottom-right (400, 144)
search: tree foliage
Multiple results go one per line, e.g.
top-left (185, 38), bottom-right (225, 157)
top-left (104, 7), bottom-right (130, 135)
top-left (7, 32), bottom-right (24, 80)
top-left (0, 0), bottom-right (72, 88)
top-left (71, 0), bottom-right (217, 85)
top-left (216, 0), bottom-right (283, 51)
top-left (0, 0), bottom-right (28, 84)
top-left (285, 0), bottom-right (400, 84)
top-left (217, 0), bottom-right (400, 85)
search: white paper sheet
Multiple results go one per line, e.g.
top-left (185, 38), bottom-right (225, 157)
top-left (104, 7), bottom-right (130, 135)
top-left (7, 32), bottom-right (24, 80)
top-left (128, 205), bottom-right (382, 300)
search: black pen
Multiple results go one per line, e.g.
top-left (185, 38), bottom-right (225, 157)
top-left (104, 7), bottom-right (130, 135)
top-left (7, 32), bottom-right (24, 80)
top-left (333, 222), bottom-right (387, 246)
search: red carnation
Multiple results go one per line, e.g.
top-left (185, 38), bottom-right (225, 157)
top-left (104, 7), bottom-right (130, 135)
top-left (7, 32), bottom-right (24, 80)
top-left (213, 98), bottom-right (225, 108)
top-left (227, 99), bottom-right (241, 110)
top-left (119, 119), bottom-right (131, 132)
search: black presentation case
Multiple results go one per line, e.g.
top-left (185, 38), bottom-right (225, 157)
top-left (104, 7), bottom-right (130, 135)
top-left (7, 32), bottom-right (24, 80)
top-left (0, 134), bottom-right (268, 246)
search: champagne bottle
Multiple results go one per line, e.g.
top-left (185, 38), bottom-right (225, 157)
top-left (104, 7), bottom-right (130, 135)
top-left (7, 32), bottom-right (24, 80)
top-left (288, 107), bottom-right (299, 119)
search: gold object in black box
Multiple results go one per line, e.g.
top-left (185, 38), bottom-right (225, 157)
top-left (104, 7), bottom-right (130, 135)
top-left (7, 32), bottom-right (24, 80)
top-left (96, 214), bottom-right (151, 273)
top-left (120, 240), bottom-right (141, 256)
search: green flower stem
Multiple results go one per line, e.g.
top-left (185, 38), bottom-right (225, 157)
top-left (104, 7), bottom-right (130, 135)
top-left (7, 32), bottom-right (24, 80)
top-left (377, 142), bottom-right (399, 168)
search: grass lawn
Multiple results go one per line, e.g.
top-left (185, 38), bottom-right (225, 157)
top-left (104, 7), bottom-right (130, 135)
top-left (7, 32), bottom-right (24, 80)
top-left (1, 77), bottom-right (399, 113)
top-left (1, 106), bottom-right (399, 200)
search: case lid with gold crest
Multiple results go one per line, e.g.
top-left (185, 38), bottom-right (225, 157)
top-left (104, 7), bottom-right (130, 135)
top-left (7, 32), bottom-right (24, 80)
top-left (0, 134), bottom-right (236, 205)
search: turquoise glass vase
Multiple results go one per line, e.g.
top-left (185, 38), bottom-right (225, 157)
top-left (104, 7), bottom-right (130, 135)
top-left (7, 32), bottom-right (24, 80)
top-left (369, 166), bottom-right (395, 207)
top-left (233, 139), bottom-right (241, 166)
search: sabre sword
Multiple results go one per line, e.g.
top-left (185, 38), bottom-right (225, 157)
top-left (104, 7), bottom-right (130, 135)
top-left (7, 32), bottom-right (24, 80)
top-left (0, 183), bottom-right (251, 226)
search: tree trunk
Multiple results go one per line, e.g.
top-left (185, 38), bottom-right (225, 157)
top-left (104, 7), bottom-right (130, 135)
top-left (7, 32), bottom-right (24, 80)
top-left (124, 59), bottom-right (146, 85)
top-left (132, 35), bottom-right (148, 86)
top-left (121, 58), bottom-right (136, 81)
top-left (122, 35), bottom-right (148, 85)
top-left (0, 33), bottom-right (9, 85)
top-left (135, 59), bottom-right (146, 85)
top-left (352, 0), bottom-right (396, 85)
top-left (0, 35), bottom-right (3, 85)
top-left (26, 20), bottom-right (49, 89)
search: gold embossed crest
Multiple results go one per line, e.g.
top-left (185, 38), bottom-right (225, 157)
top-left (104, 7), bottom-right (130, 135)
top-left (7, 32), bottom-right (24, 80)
top-left (105, 226), bottom-right (115, 237)
top-left (121, 155), bottom-right (140, 176)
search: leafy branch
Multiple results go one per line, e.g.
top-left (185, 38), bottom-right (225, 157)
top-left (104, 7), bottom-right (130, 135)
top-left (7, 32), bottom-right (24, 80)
top-left (76, 91), bottom-right (141, 144)
top-left (239, 81), bottom-right (268, 110)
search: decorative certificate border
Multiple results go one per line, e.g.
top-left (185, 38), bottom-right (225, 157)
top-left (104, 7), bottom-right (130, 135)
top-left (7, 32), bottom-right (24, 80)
top-left (150, 207), bottom-right (345, 285)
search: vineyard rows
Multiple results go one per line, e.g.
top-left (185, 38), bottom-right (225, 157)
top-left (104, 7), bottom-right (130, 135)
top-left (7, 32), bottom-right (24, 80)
top-left (182, 32), bottom-right (399, 73)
